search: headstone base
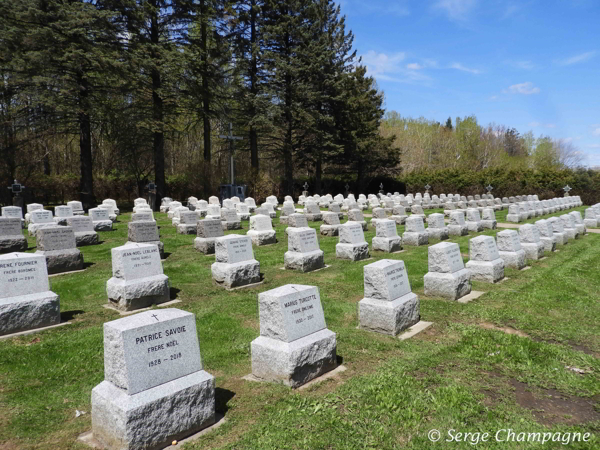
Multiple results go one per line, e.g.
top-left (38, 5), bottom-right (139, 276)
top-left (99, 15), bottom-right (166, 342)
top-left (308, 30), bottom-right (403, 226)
top-left (358, 292), bottom-right (419, 336)
top-left (319, 224), bottom-right (339, 237)
top-left (221, 220), bottom-right (242, 231)
top-left (284, 250), bottom-right (325, 272)
top-left (0, 291), bottom-right (60, 336)
top-left (481, 220), bottom-right (497, 229)
top-left (563, 228), bottom-right (578, 241)
top-left (75, 232), bottom-right (99, 247)
top-left (553, 232), bottom-right (567, 245)
top-left (426, 228), bottom-right (449, 241)
top-left (390, 215), bottom-right (407, 225)
top-left (372, 236), bottom-right (402, 253)
top-left (574, 224), bottom-right (585, 235)
top-left (402, 231), bottom-right (428, 246)
top-left (237, 213), bottom-right (250, 221)
top-left (498, 250), bottom-right (527, 270)
top-left (465, 259), bottom-right (505, 283)
top-left (91, 370), bottom-right (215, 450)
top-left (424, 268), bottom-right (472, 300)
top-left (250, 328), bottom-right (336, 388)
top-left (583, 219), bottom-right (598, 228)
top-left (177, 224), bottom-right (197, 235)
top-left (211, 260), bottom-right (260, 289)
top-left (106, 275), bottom-right (170, 311)
top-left (36, 249), bottom-right (84, 275)
top-left (466, 222), bottom-right (484, 232)
top-left (93, 220), bottom-right (113, 232)
top-left (506, 214), bottom-right (521, 223)
top-left (521, 242), bottom-right (545, 260)
top-left (54, 217), bottom-right (70, 226)
top-left (0, 236), bottom-right (28, 253)
top-left (304, 213), bottom-right (322, 222)
top-left (448, 225), bottom-right (469, 236)
top-left (540, 237), bottom-right (557, 252)
top-left (335, 242), bottom-right (370, 261)
top-left (247, 230), bottom-right (277, 246)
top-left (279, 216), bottom-right (290, 225)
top-left (194, 237), bottom-right (217, 255)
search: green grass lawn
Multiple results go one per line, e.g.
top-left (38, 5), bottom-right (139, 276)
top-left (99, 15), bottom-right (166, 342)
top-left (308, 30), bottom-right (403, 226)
top-left (0, 206), bottom-right (598, 449)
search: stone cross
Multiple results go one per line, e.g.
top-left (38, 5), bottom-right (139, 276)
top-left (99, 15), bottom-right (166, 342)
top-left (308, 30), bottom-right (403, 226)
top-left (424, 184), bottom-right (431, 193)
top-left (302, 182), bottom-right (309, 197)
top-left (486, 184), bottom-right (493, 193)
top-left (218, 123), bottom-right (243, 185)
top-left (563, 185), bottom-right (572, 197)
top-left (7, 179), bottom-right (25, 209)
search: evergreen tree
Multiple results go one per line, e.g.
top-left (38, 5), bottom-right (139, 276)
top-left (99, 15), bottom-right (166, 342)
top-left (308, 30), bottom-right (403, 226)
top-left (445, 116), bottom-right (453, 130)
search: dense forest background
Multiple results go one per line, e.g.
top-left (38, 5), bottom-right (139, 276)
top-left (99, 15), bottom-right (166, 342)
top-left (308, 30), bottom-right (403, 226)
top-left (1, 0), bottom-right (598, 209)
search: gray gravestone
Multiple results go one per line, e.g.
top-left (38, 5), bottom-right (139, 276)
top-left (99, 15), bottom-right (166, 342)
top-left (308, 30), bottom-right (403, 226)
top-left (91, 308), bottom-right (215, 450)
top-left (248, 215), bottom-right (276, 246)
top-left (211, 235), bottom-right (260, 289)
top-left (251, 285), bottom-right (336, 387)
top-left (89, 208), bottom-right (113, 231)
top-left (0, 218), bottom-right (28, 253)
top-left (465, 236), bottom-right (505, 283)
top-left (424, 242), bottom-right (472, 300)
top-left (128, 221), bottom-right (164, 257)
top-left (496, 229), bottom-right (527, 269)
top-left (284, 227), bottom-right (324, 272)
top-left (35, 227), bottom-right (84, 274)
top-left (336, 222), bottom-right (369, 261)
top-left (67, 216), bottom-right (98, 246)
top-left (194, 219), bottom-right (224, 255)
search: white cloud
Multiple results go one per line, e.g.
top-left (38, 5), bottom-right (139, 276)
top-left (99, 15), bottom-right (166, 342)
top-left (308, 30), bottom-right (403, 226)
top-left (505, 82), bottom-right (540, 95)
top-left (558, 51), bottom-right (596, 66)
top-left (588, 144), bottom-right (600, 149)
top-left (449, 62), bottom-right (482, 74)
top-left (528, 121), bottom-right (541, 127)
top-left (511, 60), bottom-right (536, 70)
top-left (361, 51), bottom-right (431, 83)
top-left (432, 0), bottom-right (478, 21)
top-left (406, 63), bottom-right (424, 70)
top-left (528, 121), bottom-right (556, 128)
top-left (592, 127), bottom-right (600, 136)
top-left (545, 123), bottom-right (556, 129)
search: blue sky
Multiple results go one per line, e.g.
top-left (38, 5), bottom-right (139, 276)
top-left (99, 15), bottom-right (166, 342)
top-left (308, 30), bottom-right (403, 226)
top-left (339, 0), bottom-right (600, 166)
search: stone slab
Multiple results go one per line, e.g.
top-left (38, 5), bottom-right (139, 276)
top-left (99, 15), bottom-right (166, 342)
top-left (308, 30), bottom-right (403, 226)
top-left (457, 290), bottom-right (486, 304)
top-left (102, 299), bottom-right (182, 316)
top-left (0, 320), bottom-right (70, 340)
top-left (398, 321), bottom-right (434, 341)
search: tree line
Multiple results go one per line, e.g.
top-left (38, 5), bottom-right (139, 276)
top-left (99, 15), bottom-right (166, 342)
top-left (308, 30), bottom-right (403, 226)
top-left (0, 0), bottom-right (393, 209)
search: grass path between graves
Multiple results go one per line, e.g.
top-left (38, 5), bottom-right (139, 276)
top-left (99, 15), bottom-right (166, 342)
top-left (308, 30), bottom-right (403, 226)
top-left (0, 205), bottom-right (598, 449)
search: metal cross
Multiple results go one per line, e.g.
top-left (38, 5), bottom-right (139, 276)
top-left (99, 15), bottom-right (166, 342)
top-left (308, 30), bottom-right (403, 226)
top-left (146, 181), bottom-right (156, 192)
top-left (345, 183), bottom-right (350, 191)
top-left (424, 184), bottom-right (431, 191)
top-left (563, 185), bottom-right (572, 193)
top-left (218, 123), bottom-right (243, 185)
top-left (7, 179), bottom-right (24, 194)
top-left (303, 182), bottom-right (309, 190)
top-left (486, 184), bottom-right (493, 193)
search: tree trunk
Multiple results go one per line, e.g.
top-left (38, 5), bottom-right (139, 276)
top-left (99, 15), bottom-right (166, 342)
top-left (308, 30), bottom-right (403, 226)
top-left (151, 0), bottom-right (164, 210)
top-left (315, 154), bottom-right (322, 195)
top-left (249, 0), bottom-right (259, 179)
top-left (283, 31), bottom-right (293, 197)
top-left (77, 72), bottom-right (96, 211)
top-left (201, 0), bottom-right (211, 197)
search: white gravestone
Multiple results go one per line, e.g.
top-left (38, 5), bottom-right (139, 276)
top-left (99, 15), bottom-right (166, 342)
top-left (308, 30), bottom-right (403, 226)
top-left (89, 208), bottom-right (113, 231)
top-left (496, 229), bottom-right (527, 269)
top-left (426, 213), bottom-right (449, 241)
top-left (347, 209), bottom-right (367, 230)
top-left (0, 252), bottom-right (60, 335)
top-left (211, 235), bottom-right (260, 289)
top-left (27, 209), bottom-right (54, 236)
top-left (336, 222), bottom-right (369, 261)
top-left (247, 214), bottom-right (277, 246)
top-left (304, 202), bottom-right (322, 222)
top-left (424, 242), bottom-right (472, 300)
top-left (194, 219), bottom-right (224, 255)
top-left (67, 201), bottom-right (85, 215)
top-left (128, 221), bottom-right (164, 257)
top-left (35, 227), bottom-right (84, 275)
top-left (372, 219), bottom-right (402, 253)
top-left (448, 211), bottom-right (468, 236)
top-left (518, 224), bottom-right (545, 260)
top-left (465, 236), bottom-right (505, 283)
top-left (534, 219), bottom-right (557, 252)
top-left (284, 227), bottom-right (325, 272)
top-left (66, 216), bottom-right (98, 246)
top-left (221, 208), bottom-right (242, 230)
top-left (358, 260), bottom-right (420, 335)
top-left (320, 212), bottom-right (341, 237)
top-left (91, 309), bottom-right (215, 450)
top-left (251, 284), bottom-right (336, 387)
top-left (403, 216), bottom-right (428, 246)
top-left (0, 218), bottom-right (28, 253)
top-left (106, 243), bottom-right (170, 311)
top-left (177, 211), bottom-right (198, 235)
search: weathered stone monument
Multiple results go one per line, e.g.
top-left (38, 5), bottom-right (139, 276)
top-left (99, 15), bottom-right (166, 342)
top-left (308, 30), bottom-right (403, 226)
top-left (247, 214), bottom-right (277, 246)
top-left (304, 202), bottom-right (322, 222)
top-left (426, 213), bottom-right (449, 240)
top-left (518, 224), bottom-right (545, 260)
top-left (358, 259), bottom-right (419, 335)
top-left (481, 208), bottom-right (497, 229)
top-left (390, 205), bottom-right (408, 225)
top-left (372, 219), bottom-right (402, 253)
top-left (402, 216), bottom-right (429, 246)
top-left (569, 211), bottom-right (586, 235)
top-left (284, 227), bottom-right (325, 272)
top-left (0, 218), bottom-right (28, 253)
top-left (67, 201), bottom-right (85, 216)
top-left (465, 236), bottom-right (504, 283)
top-left (27, 209), bottom-right (54, 236)
top-left (320, 212), bottom-right (341, 237)
top-left (176, 211), bottom-right (198, 235)
top-left (506, 204), bottom-right (522, 223)
top-left (496, 230), bottom-right (527, 269)
top-left (54, 205), bottom-right (74, 226)
top-left (1, 206), bottom-right (24, 228)
top-left (221, 208), bottom-right (242, 230)
top-left (560, 214), bottom-right (579, 241)
top-left (211, 235), bottom-right (260, 289)
top-left (67, 216), bottom-right (99, 246)
top-left (336, 222), bottom-right (370, 261)
top-left (35, 227), bottom-right (84, 274)
top-left (547, 217), bottom-right (567, 246)
top-left (89, 208), bottom-right (113, 232)
top-left (128, 221), bottom-right (164, 258)
top-left (465, 208), bottom-right (484, 232)
top-left (424, 242), bottom-right (472, 300)
top-left (448, 211), bottom-right (468, 236)
top-left (0, 252), bottom-right (60, 336)
top-left (583, 208), bottom-right (598, 228)
top-left (106, 243), bottom-right (169, 311)
top-left (91, 309), bottom-right (215, 450)
top-left (534, 219), bottom-right (557, 252)
top-left (347, 209), bottom-right (368, 230)
top-left (194, 219), bottom-right (224, 255)
top-left (250, 284), bottom-right (336, 387)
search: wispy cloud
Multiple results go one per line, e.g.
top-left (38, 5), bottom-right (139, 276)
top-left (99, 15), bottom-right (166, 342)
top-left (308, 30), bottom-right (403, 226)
top-left (406, 63), bottom-right (424, 70)
top-left (558, 51), bottom-right (596, 66)
top-left (588, 144), bottom-right (600, 149)
top-left (361, 51), bottom-right (432, 83)
top-left (432, 0), bottom-right (478, 22)
top-left (592, 127), bottom-right (600, 136)
top-left (449, 62), bottom-right (482, 74)
top-left (505, 82), bottom-right (540, 95)
top-left (506, 60), bottom-right (536, 70)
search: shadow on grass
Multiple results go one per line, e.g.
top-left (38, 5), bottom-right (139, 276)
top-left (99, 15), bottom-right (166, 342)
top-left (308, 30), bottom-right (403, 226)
top-left (215, 387), bottom-right (236, 415)
top-left (61, 310), bottom-right (85, 321)
top-left (83, 261), bottom-right (95, 269)
top-left (170, 287), bottom-right (181, 300)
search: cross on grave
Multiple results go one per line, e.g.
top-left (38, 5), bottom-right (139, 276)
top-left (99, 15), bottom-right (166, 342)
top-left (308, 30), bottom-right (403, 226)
top-left (218, 123), bottom-right (244, 185)
top-left (379, 183), bottom-right (384, 194)
top-left (146, 181), bottom-right (157, 210)
top-left (486, 184), bottom-right (493, 193)
top-left (344, 183), bottom-right (350, 196)
top-left (302, 182), bottom-right (309, 197)
top-left (563, 185), bottom-right (572, 194)
top-left (7, 179), bottom-right (25, 209)
top-left (424, 184), bottom-right (431, 192)
top-left (151, 314), bottom-right (159, 322)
